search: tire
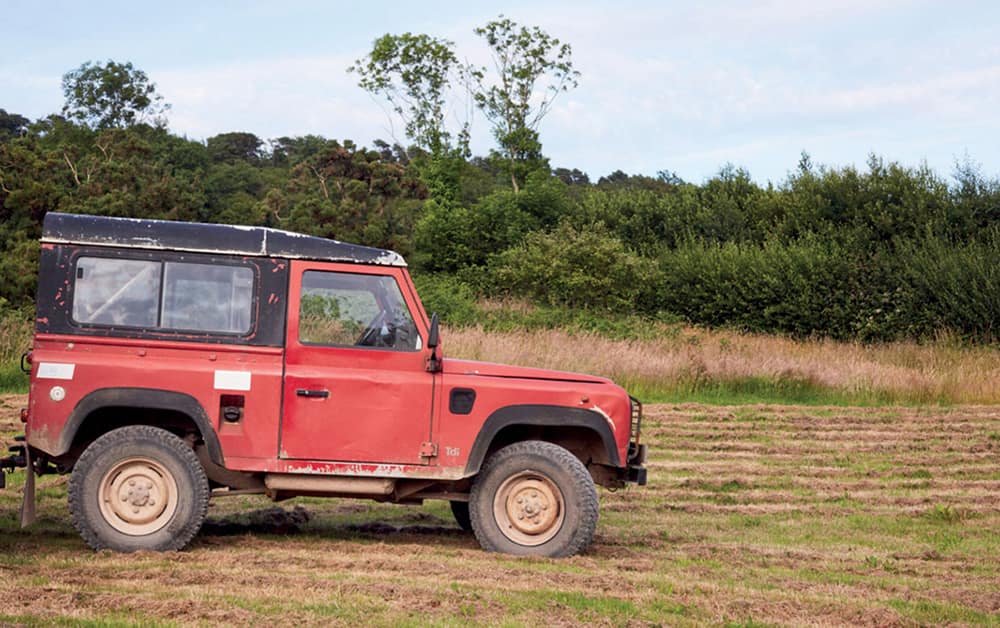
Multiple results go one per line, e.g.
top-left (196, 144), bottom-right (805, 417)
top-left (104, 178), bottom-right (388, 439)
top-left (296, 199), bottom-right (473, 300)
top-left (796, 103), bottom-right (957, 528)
top-left (450, 500), bottom-right (473, 532)
top-left (68, 425), bottom-right (210, 552)
top-left (469, 440), bottom-right (598, 558)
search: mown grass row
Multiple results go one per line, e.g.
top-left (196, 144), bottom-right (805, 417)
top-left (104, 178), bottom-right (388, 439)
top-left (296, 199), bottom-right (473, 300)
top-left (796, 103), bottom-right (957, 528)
top-left (0, 403), bottom-right (996, 625)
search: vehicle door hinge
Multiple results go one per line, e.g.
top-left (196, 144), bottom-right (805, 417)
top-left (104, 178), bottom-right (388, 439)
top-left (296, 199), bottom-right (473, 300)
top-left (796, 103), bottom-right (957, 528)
top-left (419, 441), bottom-right (438, 459)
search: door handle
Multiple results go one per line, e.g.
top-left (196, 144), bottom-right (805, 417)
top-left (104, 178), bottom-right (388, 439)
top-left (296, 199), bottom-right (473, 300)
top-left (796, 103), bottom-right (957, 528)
top-left (296, 389), bottom-right (330, 398)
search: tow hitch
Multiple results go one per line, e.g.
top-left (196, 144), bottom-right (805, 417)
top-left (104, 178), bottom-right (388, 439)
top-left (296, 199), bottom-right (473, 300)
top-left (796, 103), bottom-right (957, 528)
top-left (0, 436), bottom-right (28, 488)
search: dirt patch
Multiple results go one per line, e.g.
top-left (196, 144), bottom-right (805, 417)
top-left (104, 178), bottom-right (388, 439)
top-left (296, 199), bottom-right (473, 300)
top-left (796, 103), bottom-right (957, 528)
top-left (201, 505), bottom-right (313, 536)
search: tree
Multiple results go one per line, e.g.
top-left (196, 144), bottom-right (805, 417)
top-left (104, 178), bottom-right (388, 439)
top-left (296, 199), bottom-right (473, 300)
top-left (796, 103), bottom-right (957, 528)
top-left (62, 60), bottom-right (170, 129)
top-left (553, 167), bottom-right (589, 186)
top-left (349, 33), bottom-right (469, 157)
top-left (471, 16), bottom-right (579, 192)
top-left (0, 109), bottom-right (29, 142)
top-left (206, 132), bottom-right (264, 163)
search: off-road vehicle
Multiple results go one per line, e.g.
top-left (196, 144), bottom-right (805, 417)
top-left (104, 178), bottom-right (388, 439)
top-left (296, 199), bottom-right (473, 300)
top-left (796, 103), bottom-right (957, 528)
top-left (4, 212), bottom-right (646, 557)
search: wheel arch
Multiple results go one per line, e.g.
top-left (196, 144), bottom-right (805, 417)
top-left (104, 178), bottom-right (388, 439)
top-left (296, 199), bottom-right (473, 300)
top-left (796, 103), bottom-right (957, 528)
top-left (56, 388), bottom-right (223, 466)
top-left (463, 405), bottom-right (620, 477)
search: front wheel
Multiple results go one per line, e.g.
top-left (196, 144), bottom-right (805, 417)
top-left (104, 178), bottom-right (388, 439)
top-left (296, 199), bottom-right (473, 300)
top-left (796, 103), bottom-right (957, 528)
top-left (68, 425), bottom-right (209, 552)
top-left (469, 441), bottom-right (598, 557)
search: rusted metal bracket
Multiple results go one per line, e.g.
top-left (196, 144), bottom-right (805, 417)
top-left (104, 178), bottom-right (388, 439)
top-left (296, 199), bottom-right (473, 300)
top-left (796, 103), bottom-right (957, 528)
top-left (419, 441), bottom-right (438, 460)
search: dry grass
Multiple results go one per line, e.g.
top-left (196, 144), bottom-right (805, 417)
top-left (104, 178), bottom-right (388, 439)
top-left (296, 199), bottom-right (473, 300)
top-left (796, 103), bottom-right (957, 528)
top-left (443, 324), bottom-right (1000, 404)
top-left (0, 314), bottom-right (31, 365)
top-left (0, 395), bottom-right (997, 625)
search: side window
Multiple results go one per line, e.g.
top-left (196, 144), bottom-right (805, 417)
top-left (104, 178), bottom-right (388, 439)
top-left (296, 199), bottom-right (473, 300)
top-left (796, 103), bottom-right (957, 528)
top-left (299, 271), bottom-right (421, 351)
top-left (72, 256), bottom-right (255, 335)
top-left (73, 258), bottom-right (159, 327)
top-left (162, 262), bottom-right (253, 333)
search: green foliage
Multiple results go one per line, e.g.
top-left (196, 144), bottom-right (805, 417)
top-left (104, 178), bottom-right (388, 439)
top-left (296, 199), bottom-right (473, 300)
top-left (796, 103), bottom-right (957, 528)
top-left (349, 33), bottom-right (469, 157)
top-left (489, 222), bottom-right (656, 311)
top-left (207, 132), bottom-right (264, 164)
top-left (0, 110), bottom-right (30, 142)
top-left (471, 16), bottom-right (579, 192)
top-left (5, 58), bottom-right (1000, 345)
top-left (413, 174), bottom-right (567, 271)
top-left (410, 273), bottom-right (479, 326)
top-left (656, 237), bottom-right (862, 338)
top-left (61, 60), bottom-right (169, 129)
top-left (902, 231), bottom-right (1000, 340)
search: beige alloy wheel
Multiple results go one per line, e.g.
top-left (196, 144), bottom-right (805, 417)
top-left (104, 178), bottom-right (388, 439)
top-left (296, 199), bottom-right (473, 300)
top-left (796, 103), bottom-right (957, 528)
top-left (98, 457), bottom-right (179, 536)
top-left (492, 470), bottom-right (565, 546)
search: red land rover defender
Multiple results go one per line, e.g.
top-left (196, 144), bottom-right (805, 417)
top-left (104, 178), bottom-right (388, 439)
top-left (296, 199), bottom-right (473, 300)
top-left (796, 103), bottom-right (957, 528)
top-left (5, 212), bottom-right (646, 557)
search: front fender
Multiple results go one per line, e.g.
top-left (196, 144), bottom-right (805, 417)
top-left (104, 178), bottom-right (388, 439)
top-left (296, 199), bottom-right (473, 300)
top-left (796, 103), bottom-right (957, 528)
top-left (463, 404), bottom-right (620, 475)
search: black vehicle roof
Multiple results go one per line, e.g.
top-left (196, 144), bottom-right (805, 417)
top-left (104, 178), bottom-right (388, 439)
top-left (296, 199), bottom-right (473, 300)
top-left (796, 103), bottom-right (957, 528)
top-left (41, 212), bottom-right (406, 267)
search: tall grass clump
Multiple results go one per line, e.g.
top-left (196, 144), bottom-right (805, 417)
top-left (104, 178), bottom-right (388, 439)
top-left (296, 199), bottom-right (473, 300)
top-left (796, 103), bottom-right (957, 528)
top-left (0, 310), bottom-right (32, 392)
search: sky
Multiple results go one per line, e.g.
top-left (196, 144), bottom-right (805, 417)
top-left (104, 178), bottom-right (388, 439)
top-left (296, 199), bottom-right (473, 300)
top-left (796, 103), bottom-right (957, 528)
top-left (3, 0), bottom-right (999, 184)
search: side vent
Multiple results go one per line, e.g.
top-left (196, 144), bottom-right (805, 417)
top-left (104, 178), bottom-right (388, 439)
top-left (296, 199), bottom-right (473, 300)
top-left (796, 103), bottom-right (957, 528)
top-left (449, 388), bottom-right (476, 415)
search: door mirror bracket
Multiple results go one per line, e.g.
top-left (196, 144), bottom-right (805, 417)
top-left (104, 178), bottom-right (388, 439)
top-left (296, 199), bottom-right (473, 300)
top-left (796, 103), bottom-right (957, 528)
top-left (425, 313), bottom-right (442, 373)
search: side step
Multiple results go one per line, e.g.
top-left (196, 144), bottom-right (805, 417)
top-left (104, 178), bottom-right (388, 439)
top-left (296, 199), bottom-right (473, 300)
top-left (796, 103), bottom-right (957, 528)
top-left (264, 474), bottom-right (395, 496)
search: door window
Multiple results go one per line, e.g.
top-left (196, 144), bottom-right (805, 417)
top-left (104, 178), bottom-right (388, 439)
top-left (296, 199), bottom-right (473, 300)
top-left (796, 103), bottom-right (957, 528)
top-left (299, 271), bottom-right (421, 351)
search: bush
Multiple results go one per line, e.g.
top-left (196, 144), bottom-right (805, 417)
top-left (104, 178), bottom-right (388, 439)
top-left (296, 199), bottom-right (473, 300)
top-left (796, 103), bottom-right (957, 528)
top-left (902, 230), bottom-right (1000, 340)
top-left (656, 237), bottom-right (865, 338)
top-left (488, 222), bottom-right (659, 312)
top-left (410, 273), bottom-right (479, 326)
top-left (413, 174), bottom-right (571, 272)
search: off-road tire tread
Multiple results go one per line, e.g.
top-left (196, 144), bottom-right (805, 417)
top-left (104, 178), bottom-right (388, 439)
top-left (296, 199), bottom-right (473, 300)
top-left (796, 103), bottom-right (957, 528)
top-left (469, 440), bottom-right (598, 557)
top-left (68, 425), bottom-right (210, 552)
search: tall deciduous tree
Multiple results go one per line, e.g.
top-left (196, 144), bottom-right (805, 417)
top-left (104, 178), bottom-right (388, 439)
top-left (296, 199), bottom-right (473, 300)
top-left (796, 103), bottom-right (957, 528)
top-left (349, 34), bottom-right (470, 157)
top-left (471, 16), bottom-right (579, 192)
top-left (61, 60), bottom-right (170, 129)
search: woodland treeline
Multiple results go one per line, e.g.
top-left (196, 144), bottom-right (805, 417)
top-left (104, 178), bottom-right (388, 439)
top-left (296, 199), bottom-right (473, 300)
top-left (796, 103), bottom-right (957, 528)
top-left (3, 22), bottom-right (1000, 342)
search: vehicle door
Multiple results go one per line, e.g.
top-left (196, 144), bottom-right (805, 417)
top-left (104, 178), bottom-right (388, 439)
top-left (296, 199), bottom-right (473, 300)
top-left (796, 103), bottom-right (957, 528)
top-left (280, 261), bottom-right (434, 464)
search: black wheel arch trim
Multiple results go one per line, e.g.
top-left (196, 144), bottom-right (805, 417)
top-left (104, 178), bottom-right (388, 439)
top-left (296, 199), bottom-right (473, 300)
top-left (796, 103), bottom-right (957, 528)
top-left (464, 404), bottom-right (620, 475)
top-left (56, 387), bottom-right (223, 466)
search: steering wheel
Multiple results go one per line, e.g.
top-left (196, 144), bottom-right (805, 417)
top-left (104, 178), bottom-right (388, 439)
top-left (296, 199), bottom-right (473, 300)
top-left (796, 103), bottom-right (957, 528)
top-left (356, 310), bottom-right (388, 347)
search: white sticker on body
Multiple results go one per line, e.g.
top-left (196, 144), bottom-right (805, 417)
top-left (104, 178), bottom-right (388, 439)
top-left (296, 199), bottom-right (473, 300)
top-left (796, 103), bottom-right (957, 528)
top-left (214, 370), bottom-right (252, 391)
top-left (37, 362), bottom-right (76, 380)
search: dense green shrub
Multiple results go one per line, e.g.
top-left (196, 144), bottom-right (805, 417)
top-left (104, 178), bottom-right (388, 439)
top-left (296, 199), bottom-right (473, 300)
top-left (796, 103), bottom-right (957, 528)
top-left (413, 173), bottom-right (569, 272)
top-left (488, 222), bottom-right (658, 312)
top-left (902, 231), bottom-right (1000, 340)
top-left (655, 237), bottom-right (860, 338)
top-left (410, 272), bottom-right (479, 326)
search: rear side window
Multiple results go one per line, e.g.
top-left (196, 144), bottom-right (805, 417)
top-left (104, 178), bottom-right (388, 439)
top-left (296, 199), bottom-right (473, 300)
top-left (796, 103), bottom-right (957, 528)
top-left (73, 258), bottom-right (159, 327)
top-left (162, 263), bottom-right (253, 333)
top-left (72, 257), bottom-right (254, 335)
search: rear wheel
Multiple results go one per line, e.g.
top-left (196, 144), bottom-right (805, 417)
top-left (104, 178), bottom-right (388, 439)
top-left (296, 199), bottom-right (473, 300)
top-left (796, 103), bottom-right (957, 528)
top-left (69, 425), bottom-right (209, 552)
top-left (469, 441), bottom-right (598, 557)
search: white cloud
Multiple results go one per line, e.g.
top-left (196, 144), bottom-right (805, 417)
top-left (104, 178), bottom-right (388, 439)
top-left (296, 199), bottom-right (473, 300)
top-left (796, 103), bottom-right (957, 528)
top-left (156, 55), bottom-right (394, 142)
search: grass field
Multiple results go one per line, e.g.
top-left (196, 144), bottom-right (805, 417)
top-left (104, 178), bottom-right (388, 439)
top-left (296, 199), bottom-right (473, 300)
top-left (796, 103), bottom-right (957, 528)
top-left (0, 394), bottom-right (997, 626)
